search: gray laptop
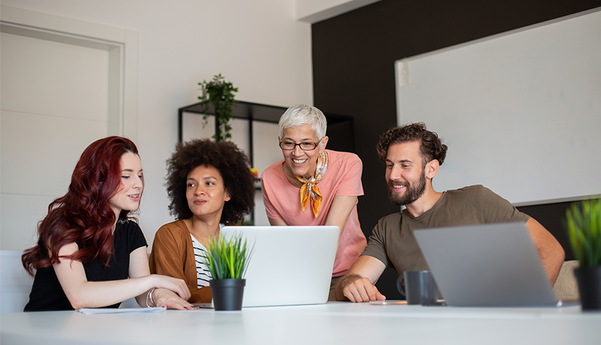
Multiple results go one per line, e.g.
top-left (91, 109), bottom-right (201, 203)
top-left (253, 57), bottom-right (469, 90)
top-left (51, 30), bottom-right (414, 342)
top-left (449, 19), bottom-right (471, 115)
top-left (211, 225), bottom-right (338, 308)
top-left (413, 222), bottom-right (558, 307)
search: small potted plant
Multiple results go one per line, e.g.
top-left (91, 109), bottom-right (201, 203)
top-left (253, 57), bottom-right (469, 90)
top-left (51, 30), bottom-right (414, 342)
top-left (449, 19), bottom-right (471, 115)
top-left (565, 197), bottom-right (601, 310)
top-left (202, 233), bottom-right (253, 310)
top-left (198, 74), bottom-right (238, 142)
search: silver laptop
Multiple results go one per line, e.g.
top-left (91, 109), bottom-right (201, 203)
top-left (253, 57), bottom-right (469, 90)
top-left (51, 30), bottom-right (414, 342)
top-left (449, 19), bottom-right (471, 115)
top-left (209, 225), bottom-right (338, 308)
top-left (413, 222), bottom-right (558, 307)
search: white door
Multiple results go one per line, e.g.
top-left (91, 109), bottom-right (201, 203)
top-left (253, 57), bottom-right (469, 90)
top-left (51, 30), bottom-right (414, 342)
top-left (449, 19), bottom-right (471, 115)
top-left (0, 31), bottom-right (109, 251)
top-left (0, 6), bottom-right (137, 251)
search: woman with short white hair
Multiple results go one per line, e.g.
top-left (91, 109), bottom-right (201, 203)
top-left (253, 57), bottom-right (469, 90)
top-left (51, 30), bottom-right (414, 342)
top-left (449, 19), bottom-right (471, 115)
top-left (261, 104), bottom-right (366, 300)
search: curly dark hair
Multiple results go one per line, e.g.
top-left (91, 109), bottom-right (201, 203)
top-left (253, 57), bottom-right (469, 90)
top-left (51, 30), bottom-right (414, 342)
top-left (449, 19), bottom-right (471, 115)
top-left (165, 139), bottom-right (256, 223)
top-left (376, 123), bottom-right (448, 167)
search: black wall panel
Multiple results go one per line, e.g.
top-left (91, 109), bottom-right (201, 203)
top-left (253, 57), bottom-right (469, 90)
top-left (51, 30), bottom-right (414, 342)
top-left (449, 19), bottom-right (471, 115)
top-left (312, 0), bottom-right (601, 297)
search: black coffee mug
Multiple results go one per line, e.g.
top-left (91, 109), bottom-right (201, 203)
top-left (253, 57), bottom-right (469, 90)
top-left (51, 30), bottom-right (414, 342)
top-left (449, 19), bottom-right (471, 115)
top-left (397, 270), bottom-right (438, 305)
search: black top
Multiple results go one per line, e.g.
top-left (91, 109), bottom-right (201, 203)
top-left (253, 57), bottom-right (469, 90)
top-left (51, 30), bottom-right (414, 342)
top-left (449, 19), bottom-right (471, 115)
top-left (24, 220), bottom-right (147, 311)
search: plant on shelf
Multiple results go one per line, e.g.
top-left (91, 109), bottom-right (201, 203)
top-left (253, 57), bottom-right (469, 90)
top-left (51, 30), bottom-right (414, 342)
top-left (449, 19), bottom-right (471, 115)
top-left (198, 74), bottom-right (238, 142)
top-left (565, 197), bottom-right (601, 310)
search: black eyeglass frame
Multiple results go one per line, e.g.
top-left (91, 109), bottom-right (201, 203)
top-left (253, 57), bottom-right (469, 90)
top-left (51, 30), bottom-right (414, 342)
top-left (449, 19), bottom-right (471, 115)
top-left (279, 138), bottom-right (322, 151)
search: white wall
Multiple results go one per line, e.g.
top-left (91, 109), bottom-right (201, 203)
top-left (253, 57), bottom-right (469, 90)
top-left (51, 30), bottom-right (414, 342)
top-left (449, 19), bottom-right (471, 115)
top-left (0, 0), bottom-right (313, 248)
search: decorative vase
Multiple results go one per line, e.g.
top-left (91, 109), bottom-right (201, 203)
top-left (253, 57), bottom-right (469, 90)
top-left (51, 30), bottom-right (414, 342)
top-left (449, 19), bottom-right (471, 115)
top-left (574, 266), bottom-right (601, 311)
top-left (210, 279), bottom-right (246, 311)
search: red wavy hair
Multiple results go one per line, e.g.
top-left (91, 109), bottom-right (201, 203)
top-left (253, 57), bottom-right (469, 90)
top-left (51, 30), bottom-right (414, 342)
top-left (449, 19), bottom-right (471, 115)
top-left (22, 136), bottom-right (141, 276)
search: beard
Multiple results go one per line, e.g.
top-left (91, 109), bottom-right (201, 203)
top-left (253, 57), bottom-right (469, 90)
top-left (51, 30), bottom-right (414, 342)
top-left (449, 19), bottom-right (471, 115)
top-left (388, 172), bottom-right (427, 206)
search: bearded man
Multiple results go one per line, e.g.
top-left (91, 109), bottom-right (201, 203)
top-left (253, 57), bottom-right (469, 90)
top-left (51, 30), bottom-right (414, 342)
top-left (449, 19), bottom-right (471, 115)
top-left (335, 123), bottom-right (565, 302)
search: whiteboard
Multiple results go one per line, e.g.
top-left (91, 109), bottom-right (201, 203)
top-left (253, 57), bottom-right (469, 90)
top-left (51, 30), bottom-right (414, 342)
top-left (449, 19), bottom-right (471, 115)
top-left (396, 9), bottom-right (601, 206)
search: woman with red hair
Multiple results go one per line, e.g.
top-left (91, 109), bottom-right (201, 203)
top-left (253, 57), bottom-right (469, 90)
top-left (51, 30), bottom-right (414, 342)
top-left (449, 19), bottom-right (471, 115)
top-left (22, 136), bottom-right (195, 311)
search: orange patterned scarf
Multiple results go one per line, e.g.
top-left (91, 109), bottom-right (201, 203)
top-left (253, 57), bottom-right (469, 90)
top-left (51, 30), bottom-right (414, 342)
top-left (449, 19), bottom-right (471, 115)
top-left (295, 151), bottom-right (328, 218)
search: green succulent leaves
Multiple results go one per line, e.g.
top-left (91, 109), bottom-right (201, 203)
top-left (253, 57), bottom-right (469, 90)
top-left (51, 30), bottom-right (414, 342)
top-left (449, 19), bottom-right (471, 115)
top-left (202, 233), bottom-right (253, 280)
top-left (565, 198), bottom-right (601, 268)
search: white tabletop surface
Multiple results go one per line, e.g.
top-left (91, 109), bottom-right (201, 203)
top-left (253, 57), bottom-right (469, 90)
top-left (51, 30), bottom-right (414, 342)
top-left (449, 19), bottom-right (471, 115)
top-left (2, 302), bottom-right (600, 345)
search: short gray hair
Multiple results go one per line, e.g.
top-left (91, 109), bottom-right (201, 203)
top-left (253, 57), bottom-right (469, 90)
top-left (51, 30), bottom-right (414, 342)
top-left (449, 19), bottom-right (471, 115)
top-left (278, 104), bottom-right (327, 140)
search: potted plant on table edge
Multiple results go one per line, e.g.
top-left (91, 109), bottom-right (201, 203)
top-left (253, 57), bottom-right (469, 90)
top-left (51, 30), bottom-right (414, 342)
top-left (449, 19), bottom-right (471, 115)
top-left (202, 233), bottom-right (253, 311)
top-left (565, 197), bottom-right (601, 311)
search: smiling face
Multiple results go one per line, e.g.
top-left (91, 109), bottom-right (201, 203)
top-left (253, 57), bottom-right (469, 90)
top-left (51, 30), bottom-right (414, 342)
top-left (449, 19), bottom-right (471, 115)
top-left (280, 125), bottom-right (328, 182)
top-left (385, 141), bottom-right (428, 206)
top-left (185, 165), bottom-right (231, 220)
top-left (108, 152), bottom-right (144, 217)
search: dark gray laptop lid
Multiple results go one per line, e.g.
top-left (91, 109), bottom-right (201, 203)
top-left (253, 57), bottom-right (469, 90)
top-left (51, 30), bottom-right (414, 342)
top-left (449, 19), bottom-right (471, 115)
top-left (413, 222), bottom-right (557, 307)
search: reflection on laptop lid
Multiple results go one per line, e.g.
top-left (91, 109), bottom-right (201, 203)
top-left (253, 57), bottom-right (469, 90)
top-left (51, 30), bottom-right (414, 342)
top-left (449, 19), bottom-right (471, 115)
top-left (214, 225), bottom-right (339, 308)
top-left (413, 222), bottom-right (558, 307)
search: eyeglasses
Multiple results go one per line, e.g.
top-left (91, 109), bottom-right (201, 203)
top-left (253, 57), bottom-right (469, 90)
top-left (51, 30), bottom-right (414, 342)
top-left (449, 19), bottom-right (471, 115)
top-left (279, 139), bottom-right (322, 151)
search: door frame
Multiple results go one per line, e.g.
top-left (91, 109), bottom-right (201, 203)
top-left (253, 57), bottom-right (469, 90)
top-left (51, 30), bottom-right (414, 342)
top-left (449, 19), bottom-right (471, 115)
top-left (0, 5), bottom-right (138, 140)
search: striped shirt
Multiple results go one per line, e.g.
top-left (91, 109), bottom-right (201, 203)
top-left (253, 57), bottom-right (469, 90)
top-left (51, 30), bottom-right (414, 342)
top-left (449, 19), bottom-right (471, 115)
top-left (191, 235), bottom-right (212, 288)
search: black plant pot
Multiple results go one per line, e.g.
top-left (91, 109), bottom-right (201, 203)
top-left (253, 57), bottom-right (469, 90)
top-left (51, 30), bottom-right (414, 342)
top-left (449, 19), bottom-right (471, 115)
top-left (210, 279), bottom-right (246, 311)
top-left (574, 266), bottom-right (601, 311)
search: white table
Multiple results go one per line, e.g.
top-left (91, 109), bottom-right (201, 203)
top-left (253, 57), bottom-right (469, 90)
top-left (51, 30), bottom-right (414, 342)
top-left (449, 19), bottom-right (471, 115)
top-left (1, 302), bottom-right (600, 345)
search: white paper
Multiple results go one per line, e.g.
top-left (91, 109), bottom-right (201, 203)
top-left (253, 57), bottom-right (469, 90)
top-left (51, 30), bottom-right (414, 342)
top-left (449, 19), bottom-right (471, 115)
top-left (77, 307), bottom-right (165, 314)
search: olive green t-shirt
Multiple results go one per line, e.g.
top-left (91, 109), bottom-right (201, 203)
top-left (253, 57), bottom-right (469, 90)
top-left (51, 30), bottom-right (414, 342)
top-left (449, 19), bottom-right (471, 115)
top-left (363, 185), bottom-right (530, 276)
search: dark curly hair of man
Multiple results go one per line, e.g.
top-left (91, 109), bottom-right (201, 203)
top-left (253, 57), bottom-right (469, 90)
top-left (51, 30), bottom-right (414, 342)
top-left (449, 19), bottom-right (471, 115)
top-left (376, 122), bottom-right (448, 167)
top-left (165, 139), bottom-right (256, 223)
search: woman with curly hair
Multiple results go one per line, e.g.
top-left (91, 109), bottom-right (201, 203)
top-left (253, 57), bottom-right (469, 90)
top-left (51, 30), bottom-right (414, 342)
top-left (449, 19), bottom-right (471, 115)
top-left (22, 136), bottom-right (195, 311)
top-left (149, 139), bottom-right (256, 303)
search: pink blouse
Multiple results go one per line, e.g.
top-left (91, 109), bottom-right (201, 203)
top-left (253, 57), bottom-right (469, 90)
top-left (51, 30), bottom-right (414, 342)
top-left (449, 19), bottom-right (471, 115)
top-left (261, 150), bottom-right (366, 277)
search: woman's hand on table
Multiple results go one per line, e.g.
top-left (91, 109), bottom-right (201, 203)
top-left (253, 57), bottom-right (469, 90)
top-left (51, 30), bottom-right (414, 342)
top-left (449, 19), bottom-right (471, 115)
top-left (146, 274), bottom-right (197, 310)
top-left (149, 274), bottom-right (191, 300)
top-left (152, 288), bottom-right (198, 310)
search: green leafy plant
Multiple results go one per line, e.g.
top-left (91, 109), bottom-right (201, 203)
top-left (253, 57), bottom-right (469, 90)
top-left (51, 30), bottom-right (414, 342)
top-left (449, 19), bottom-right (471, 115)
top-left (202, 233), bottom-right (253, 280)
top-left (198, 74), bottom-right (238, 142)
top-left (565, 198), bottom-right (601, 268)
